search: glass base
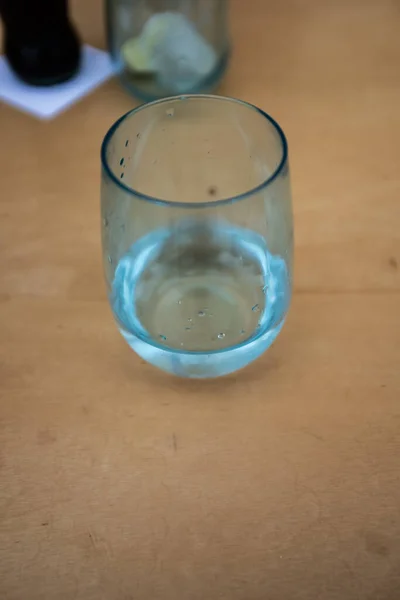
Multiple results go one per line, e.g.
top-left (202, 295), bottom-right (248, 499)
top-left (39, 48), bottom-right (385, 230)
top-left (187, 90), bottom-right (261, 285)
top-left (120, 319), bottom-right (285, 379)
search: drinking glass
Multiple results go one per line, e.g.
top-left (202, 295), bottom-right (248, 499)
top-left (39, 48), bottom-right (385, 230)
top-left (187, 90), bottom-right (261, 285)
top-left (101, 95), bottom-right (293, 378)
top-left (105, 0), bottom-right (230, 101)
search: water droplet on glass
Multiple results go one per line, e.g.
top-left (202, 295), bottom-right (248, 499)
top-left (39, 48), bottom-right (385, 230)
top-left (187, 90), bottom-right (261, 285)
top-left (166, 108), bottom-right (174, 117)
top-left (120, 158), bottom-right (124, 166)
top-left (240, 329), bottom-right (246, 336)
top-left (107, 255), bottom-right (112, 264)
top-left (252, 304), bottom-right (260, 312)
top-left (159, 334), bottom-right (167, 341)
top-left (125, 140), bottom-right (129, 147)
top-left (185, 327), bottom-right (191, 331)
top-left (187, 318), bottom-right (193, 323)
top-left (102, 217), bottom-right (108, 227)
top-left (136, 132), bottom-right (141, 139)
top-left (178, 299), bottom-right (182, 305)
top-left (120, 173), bottom-right (124, 179)
top-left (262, 284), bottom-right (268, 293)
top-left (198, 310), bottom-right (205, 317)
top-left (217, 333), bottom-right (225, 340)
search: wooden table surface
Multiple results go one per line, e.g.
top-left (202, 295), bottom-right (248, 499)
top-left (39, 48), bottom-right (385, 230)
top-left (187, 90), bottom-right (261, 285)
top-left (1, 1), bottom-right (400, 598)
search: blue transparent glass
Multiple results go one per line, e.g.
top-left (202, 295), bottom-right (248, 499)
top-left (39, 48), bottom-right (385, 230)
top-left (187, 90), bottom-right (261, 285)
top-left (101, 95), bottom-right (293, 378)
top-left (105, 0), bottom-right (230, 101)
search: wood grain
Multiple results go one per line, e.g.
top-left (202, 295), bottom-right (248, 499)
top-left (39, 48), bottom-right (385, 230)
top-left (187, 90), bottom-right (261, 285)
top-left (1, 1), bottom-right (400, 598)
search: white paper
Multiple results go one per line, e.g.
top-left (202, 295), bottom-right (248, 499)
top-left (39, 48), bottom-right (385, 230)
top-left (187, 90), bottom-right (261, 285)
top-left (0, 45), bottom-right (116, 120)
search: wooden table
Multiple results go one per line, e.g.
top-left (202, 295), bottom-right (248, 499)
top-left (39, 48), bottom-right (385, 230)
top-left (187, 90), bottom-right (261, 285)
top-left (1, 1), bottom-right (399, 598)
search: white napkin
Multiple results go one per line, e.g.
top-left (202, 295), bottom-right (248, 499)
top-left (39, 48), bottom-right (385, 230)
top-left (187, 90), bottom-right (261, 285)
top-left (0, 45), bottom-right (115, 120)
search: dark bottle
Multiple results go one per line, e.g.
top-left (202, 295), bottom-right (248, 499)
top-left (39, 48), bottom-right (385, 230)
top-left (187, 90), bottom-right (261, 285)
top-left (0, 0), bottom-right (81, 86)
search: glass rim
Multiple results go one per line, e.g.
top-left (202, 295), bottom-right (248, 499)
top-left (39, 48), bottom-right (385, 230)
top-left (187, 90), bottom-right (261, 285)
top-left (101, 94), bottom-right (288, 209)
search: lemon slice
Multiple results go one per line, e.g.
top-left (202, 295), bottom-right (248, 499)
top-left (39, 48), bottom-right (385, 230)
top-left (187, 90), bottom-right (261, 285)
top-left (122, 37), bottom-right (154, 73)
